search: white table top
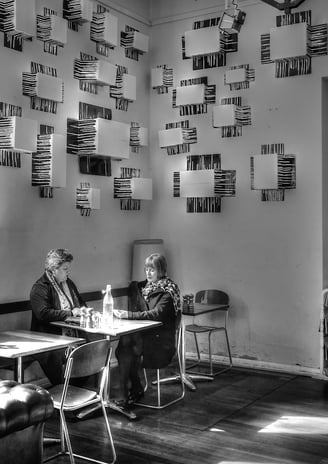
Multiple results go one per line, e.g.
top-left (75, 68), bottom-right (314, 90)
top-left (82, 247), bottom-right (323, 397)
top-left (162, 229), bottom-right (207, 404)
top-left (51, 318), bottom-right (162, 338)
top-left (0, 330), bottom-right (85, 359)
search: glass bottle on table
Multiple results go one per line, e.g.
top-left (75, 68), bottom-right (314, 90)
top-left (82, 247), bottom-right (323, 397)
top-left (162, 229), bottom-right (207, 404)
top-left (102, 284), bottom-right (114, 329)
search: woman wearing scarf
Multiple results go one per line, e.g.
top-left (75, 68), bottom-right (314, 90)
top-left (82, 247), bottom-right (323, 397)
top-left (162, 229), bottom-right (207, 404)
top-left (115, 253), bottom-right (181, 412)
top-left (30, 248), bottom-right (86, 385)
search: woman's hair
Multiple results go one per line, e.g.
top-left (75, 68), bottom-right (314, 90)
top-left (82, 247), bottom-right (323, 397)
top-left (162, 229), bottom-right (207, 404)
top-left (144, 253), bottom-right (167, 279)
top-left (45, 248), bottom-right (73, 272)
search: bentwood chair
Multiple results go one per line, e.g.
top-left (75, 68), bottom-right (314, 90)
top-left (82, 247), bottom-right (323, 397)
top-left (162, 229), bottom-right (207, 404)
top-left (44, 339), bottom-right (116, 464)
top-left (185, 289), bottom-right (233, 376)
top-left (136, 314), bottom-right (185, 409)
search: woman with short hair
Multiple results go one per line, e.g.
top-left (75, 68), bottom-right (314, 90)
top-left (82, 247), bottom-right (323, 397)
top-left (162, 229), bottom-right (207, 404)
top-left (115, 253), bottom-right (181, 412)
top-left (30, 248), bottom-right (86, 385)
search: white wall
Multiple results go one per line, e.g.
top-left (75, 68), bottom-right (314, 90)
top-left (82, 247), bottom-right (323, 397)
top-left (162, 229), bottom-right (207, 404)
top-left (0, 0), bottom-right (151, 302)
top-left (149, 0), bottom-right (328, 370)
top-left (1, 0), bottom-right (327, 373)
top-left (104, 0), bottom-right (151, 23)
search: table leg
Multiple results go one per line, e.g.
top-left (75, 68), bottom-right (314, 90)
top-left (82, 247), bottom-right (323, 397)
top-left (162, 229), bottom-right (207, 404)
top-left (15, 357), bottom-right (23, 383)
top-left (154, 321), bottom-right (197, 391)
top-left (103, 343), bottom-right (137, 420)
top-left (153, 320), bottom-right (214, 392)
top-left (159, 320), bottom-right (216, 390)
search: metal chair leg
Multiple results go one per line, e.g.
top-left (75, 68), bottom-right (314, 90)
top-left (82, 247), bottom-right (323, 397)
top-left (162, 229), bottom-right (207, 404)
top-left (224, 327), bottom-right (233, 367)
top-left (186, 325), bottom-right (233, 377)
top-left (186, 332), bottom-right (202, 371)
top-left (208, 331), bottom-right (213, 375)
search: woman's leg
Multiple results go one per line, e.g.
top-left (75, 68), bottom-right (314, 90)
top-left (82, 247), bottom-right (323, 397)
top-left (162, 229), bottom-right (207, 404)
top-left (115, 335), bottom-right (136, 402)
top-left (130, 332), bottom-right (143, 394)
top-left (34, 349), bottom-right (66, 386)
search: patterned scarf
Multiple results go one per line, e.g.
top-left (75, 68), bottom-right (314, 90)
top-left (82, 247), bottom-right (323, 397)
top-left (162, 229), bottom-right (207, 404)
top-left (142, 277), bottom-right (181, 314)
top-left (46, 270), bottom-right (74, 312)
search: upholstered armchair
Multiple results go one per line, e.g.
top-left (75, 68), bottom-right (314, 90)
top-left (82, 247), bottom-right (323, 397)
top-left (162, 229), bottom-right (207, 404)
top-left (0, 380), bottom-right (54, 464)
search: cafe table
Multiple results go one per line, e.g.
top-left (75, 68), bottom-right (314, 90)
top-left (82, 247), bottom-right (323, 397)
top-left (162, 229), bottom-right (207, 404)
top-left (51, 317), bottom-right (162, 420)
top-left (0, 329), bottom-right (85, 446)
top-left (0, 329), bottom-right (85, 383)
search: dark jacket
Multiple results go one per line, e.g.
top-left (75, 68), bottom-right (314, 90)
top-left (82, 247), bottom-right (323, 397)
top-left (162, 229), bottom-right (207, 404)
top-left (30, 272), bottom-right (85, 335)
top-left (127, 280), bottom-right (178, 369)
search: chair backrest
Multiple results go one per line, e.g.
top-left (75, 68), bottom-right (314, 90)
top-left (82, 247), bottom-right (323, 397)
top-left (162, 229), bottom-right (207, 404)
top-left (195, 289), bottom-right (229, 306)
top-left (65, 339), bottom-right (111, 379)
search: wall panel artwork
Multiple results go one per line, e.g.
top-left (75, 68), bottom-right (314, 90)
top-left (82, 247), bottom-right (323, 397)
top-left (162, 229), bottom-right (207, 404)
top-left (151, 64), bottom-right (173, 94)
top-left (36, 7), bottom-right (67, 55)
top-left (75, 99), bottom-right (113, 176)
top-left (213, 96), bottom-right (251, 138)
top-left (158, 120), bottom-right (197, 155)
top-left (181, 16), bottom-right (238, 70)
top-left (109, 65), bottom-right (136, 111)
top-left (22, 62), bottom-right (64, 113)
top-left (67, 117), bottom-right (130, 159)
top-left (74, 52), bottom-right (117, 94)
top-left (67, 101), bottom-right (115, 172)
top-left (114, 167), bottom-right (152, 211)
top-left (0, 0), bottom-right (35, 51)
top-left (120, 25), bottom-right (149, 61)
top-left (32, 132), bottom-right (66, 198)
top-left (173, 154), bottom-right (236, 213)
top-left (130, 122), bottom-right (148, 153)
top-left (90, 4), bottom-right (118, 57)
top-left (0, 102), bottom-right (22, 167)
top-left (76, 182), bottom-right (100, 216)
top-left (224, 64), bottom-right (255, 91)
top-left (63, 0), bottom-right (93, 30)
top-left (172, 76), bottom-right (216, 116)
top-left (250, 143), bottom-right (296, 201)
top-left (0, 101), bottom-right (37, 169)
top-left (75, 104), bottom-right (112, 177)
top-left (260, 10), bottom-right (328, 78)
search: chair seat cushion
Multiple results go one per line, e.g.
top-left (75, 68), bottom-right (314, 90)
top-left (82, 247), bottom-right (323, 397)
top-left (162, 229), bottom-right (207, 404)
top-left (185, 324), bottom-right (218, 333)
top-left (48, 384), bottom-right (98, 410)
top-left (0, 380), bottom-right (54, 437)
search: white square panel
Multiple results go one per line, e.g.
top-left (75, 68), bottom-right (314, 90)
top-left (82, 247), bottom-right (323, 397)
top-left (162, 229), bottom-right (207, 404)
top-left (122, 74), bottom-right (136, 101)
top-left (176, 84), bottom-right (205, 106)
top-left (270, 22), bottom-right (307, 60)
top-left (180, 170), bottom-right (215, 197)
top-left (213, 105), bottom-right (236, 127)
top-left (131, 178), bottom-right (152, 200)
top-left (151, 68), bottom-right (164, 87)
top-left (252, 154), bottom-right (278, 190)
top-left (184, 27), bottom-right (221, 57)
top-left (36, 73), bottom-right (63, 102)
top-left (158, 128), bottom-right (183, 147)
top-left (225, 67), bottom-right (247, 84)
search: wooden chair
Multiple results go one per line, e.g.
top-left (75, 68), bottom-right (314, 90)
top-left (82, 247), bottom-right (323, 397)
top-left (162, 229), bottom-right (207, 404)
top-left (44, 339), bottom-right (116, 464)
top-left (136, 316), bottom-right (185, 409)
top-left (185, 289), bottom-right (232, 376)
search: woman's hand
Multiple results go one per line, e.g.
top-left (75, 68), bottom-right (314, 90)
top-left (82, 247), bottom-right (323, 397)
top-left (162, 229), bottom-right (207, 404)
top-left (72, 306), bottom-right (87, 317)
top-left (114, 309), bottom-right (129, 319)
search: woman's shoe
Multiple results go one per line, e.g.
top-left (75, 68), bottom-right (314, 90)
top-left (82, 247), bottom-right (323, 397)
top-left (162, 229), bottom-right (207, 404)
top-left (127, 389), bottom-right (144, 405)
top-left (112, 398), bottom-right (130, 409)
top-left (111, 399), bottom-right (138, 420)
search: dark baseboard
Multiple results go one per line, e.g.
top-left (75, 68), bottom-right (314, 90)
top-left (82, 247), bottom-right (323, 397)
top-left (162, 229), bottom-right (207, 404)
top-left (0, 287), bottom-right (129, 315)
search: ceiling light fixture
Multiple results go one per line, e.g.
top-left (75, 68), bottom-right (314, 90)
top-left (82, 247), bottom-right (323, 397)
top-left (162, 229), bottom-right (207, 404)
top-left (258, 0), bottom-right (307, 14)
top-left (219, 0), bottom-right (246, 34)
